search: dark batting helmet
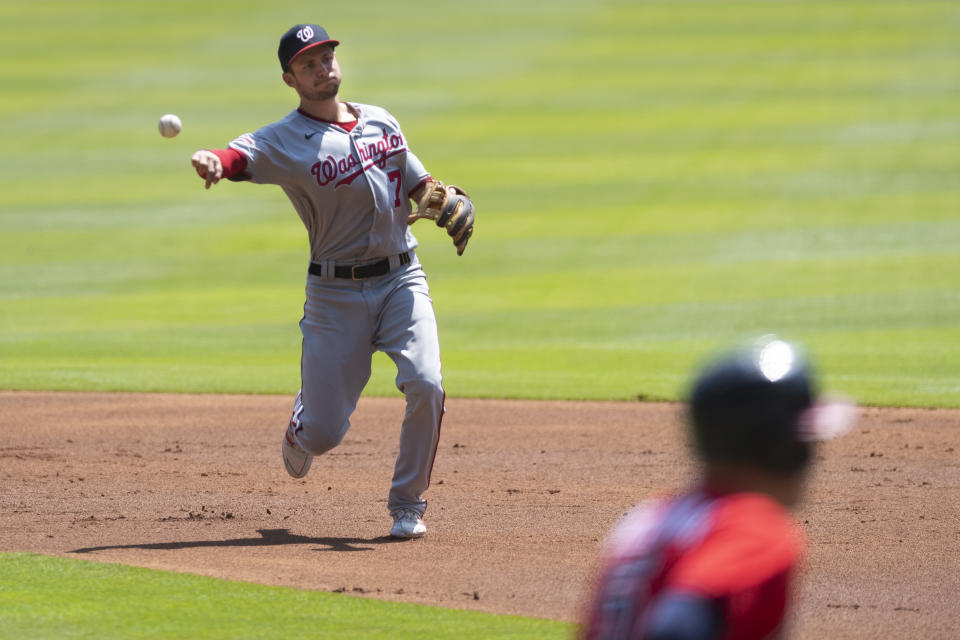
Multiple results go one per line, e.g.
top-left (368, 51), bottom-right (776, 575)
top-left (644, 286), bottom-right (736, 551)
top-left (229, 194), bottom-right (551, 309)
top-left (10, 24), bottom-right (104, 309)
top-left (689, 336), bottom-right (850, 475)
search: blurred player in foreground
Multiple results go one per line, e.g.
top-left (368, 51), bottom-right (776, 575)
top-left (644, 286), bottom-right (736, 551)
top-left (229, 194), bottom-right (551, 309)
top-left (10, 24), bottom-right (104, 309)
top-left (581, 336), bottom-right (855, 640)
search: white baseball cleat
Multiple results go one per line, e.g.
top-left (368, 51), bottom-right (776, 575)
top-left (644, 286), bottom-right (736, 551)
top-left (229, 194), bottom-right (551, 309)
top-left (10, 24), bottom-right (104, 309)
top-left (389, 509), bottom-right (427, 539)
top-left (282, 422), bottom-right (313, 479)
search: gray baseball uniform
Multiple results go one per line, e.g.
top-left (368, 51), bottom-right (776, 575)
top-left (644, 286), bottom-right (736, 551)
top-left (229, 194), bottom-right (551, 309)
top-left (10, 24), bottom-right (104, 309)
top-left (229, 103), bottom-right (443, 515)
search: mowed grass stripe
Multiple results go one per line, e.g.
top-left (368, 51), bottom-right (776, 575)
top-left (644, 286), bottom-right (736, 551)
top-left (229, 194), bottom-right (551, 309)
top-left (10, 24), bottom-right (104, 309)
top-left (0, 553), bottom-right (571, 640)
top-left (3, 219), bottom-right (957, 300)
top-left (2, 288), bottom-right (956, 402)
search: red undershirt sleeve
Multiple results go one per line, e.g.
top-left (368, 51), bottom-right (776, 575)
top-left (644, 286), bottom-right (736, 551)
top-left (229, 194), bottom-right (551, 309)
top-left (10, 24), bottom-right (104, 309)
top-left (210, 148), bottom-right (249, 181)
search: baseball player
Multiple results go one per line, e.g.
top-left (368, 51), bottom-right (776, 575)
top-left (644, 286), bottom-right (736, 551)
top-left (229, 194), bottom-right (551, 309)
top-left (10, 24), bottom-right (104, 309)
top-left (189, 24), bottom-right (475, 539)
top-left (581, 336), bottom-right (854, 640)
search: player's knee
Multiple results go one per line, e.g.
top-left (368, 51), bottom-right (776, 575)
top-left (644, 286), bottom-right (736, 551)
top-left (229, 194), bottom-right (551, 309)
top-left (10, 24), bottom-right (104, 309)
top-left (403, 374), bottom-right (443, 403)
top-left (296, 420), bottom-right (347, 455)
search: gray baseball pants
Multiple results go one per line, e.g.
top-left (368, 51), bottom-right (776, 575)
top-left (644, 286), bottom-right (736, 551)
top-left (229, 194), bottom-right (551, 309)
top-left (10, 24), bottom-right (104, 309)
top-left (291, 254), bottom-right (443, 516)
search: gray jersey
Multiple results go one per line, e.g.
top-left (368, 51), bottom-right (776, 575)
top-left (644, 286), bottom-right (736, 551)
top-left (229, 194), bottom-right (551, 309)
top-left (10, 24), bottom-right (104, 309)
top-left (228, 103), bottom-right (430, 263)
top-left (228, 101), bottom-right (445, 519)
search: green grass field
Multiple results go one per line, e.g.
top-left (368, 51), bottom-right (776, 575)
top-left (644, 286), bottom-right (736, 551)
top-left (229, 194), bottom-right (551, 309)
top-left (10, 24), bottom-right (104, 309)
top-left (1, 0), bottom-right (959, 637)
top-left (2, 0), bottom-right (959, 405)
top-left (0, 554), bottom-right (570, 640)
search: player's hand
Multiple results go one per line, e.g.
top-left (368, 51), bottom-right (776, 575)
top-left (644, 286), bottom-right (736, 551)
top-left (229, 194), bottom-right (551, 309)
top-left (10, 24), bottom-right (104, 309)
top-left (191, 150), bottom-right (223, 189)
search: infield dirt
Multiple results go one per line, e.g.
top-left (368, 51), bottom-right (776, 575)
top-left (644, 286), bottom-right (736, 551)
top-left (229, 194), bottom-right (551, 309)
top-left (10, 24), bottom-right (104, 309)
top-left (1, 391), bottom-right (957, 638)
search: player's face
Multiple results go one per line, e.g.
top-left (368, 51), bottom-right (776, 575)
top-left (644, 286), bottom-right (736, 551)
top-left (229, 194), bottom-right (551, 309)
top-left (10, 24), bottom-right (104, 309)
top-left (284, 46), bottom-right (341, 101)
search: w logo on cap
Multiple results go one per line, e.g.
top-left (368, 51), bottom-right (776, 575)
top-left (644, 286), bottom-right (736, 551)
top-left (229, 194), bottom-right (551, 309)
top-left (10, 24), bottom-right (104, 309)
top-left (297, 26), bottom-right (314, 42)
top-left (279, 24), bottom-right (338, 71)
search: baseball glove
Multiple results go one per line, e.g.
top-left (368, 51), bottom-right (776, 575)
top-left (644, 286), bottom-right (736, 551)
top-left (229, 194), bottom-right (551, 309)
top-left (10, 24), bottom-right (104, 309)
top-left (408, 179), bottom-right (475, 256)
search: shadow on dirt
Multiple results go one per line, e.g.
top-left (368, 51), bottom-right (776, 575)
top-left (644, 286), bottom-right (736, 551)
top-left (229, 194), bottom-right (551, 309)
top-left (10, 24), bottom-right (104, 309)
top-left (69, 528), bottom-right (407, 554)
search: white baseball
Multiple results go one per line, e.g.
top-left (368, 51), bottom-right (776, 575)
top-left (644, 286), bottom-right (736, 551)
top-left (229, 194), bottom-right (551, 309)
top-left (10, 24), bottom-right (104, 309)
top-left (158, 113), bottom-right (182, 138)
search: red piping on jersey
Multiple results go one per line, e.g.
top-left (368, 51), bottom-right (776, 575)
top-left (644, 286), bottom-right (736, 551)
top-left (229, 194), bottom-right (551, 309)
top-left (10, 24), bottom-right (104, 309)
top-left (409, 176), bottom-right (433, 199)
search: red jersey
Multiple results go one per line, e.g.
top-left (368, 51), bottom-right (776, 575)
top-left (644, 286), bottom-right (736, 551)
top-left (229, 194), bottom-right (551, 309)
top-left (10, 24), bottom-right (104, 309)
top-left (582, 490), bottom-right (804, 640)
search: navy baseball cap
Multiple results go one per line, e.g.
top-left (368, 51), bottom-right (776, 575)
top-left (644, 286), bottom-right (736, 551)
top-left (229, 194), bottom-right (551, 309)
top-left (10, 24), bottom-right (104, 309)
top-left (279, 24), bottom-right (339, 71)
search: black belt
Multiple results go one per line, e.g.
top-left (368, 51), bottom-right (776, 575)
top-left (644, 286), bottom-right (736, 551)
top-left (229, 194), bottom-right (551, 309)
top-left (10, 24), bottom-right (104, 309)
top-left (309, 252), bottom-right (411, 280)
